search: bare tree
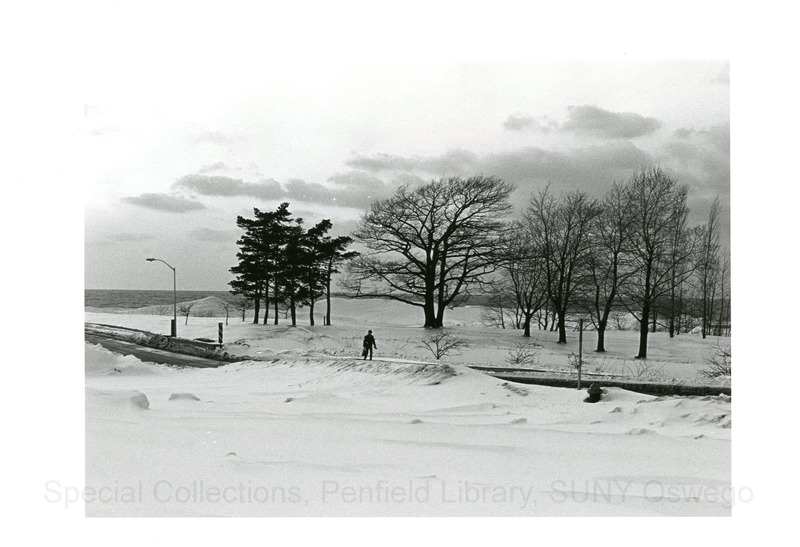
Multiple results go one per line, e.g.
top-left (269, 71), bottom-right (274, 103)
top-left (480, 279), bottom-right (516, 329)
top-left (505, 343), bottom-right (540, 367)
top-left (665, 200), bottom-right (701, 338)
top-left (524, 187), bottom-right (601, 344)
top-left (701, 342), bottom-right (731, 378)
top-left (620, 165), bottom-right (691, 359)
top-left (347, 176), bottom-right (514, 328)
top-left (220, 299), bottom-right (233, 326)
top-left (178, 302), bottom-right (195, 325)
top-left (585, 181), bottom-right (635, 352)
top-left (715, 251), bottom-right (730, 336)
top-left (417, 331), bottom-right (470, 360)
top-left (697, 197), bottom-right (722, 338)
top-left (610, 311), bottom-right (630, 330)
top-left (496, 221), bottom-right (549, 337)
top-left (233, 296), bottom-right (253, 321)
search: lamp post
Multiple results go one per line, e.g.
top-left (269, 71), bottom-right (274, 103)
top-left (146, 257), bottom-right (177, 337)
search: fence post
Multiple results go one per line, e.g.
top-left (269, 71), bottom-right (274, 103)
top-left (577, 318), bottom-right (583, 390)
top-left (218, 322), bottom-right (223, 346)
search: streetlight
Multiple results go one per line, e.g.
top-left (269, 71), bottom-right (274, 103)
top-left (146, 257), bottom-right (177, 337)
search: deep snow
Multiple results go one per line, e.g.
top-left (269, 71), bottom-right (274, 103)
top-left (84, 298), bottom-right (732, 516)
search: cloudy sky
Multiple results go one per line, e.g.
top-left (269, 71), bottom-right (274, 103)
top-left (82, 5), bottom-right (730, 291)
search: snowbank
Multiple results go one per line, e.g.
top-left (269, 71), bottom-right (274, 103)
top-left (85, 339), bottom-right (732, 516)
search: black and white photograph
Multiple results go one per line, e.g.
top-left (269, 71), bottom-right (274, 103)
top-left (82, 50), bottom-right (734, 517)
top-left (10, 0), bottom-right (799, 543)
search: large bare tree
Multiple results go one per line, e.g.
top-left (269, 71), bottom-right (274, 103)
top-left (495, 221), bottom-right (549, 337)
top-left (524, 187), bottom-right (601, 344)
top-left (347, 176), bottom-right (514, 328)
top-left (620, 165), bottom-right (692, 359)
top-left (585, 181), bottom-right (635, 352)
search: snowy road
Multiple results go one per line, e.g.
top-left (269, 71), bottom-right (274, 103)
top-left (85, 334), bottom-right (225, 368)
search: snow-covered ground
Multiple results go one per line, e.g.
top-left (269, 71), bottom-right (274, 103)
top-left (84, 298), bottom-right (732, 516)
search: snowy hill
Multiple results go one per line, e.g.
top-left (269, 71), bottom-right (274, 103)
top-left (84, 297), bottom-right (733, 516)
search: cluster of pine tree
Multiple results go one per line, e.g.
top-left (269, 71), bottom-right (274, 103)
top-left (229, 202), bottom-right (358, 326)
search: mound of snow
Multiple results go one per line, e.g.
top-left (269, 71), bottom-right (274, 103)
top-left (86, 387), bottom-right (151, 412)
top-left (85, 343), bottom-right (163, 376)
top-left (132, 295), bottom-right (230, 316)
top-left (168, 393), bottom-right (201, 401)
top-left (329, 359), bottom-right (460, 384)
top-left (129, 391), bottom-right (150, 409)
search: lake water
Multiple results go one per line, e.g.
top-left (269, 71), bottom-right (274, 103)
top-left (85, 289), bottom-right (232, 310)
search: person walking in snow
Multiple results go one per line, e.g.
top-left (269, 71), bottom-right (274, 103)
top-left (362, 330), bottom-right (377, 360)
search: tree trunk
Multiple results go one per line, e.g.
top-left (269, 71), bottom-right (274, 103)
top-left (637, 304), bottom-right (650, 359)
top-left (424, 303), bottom-right (438, 328)
top-left (252, 289), bottom-right (261, 324)
top-left (309, 298), bottom-right (315, 326)
top-left (556, 312), bottom-right (567, 344)
top-left (262, 281), bottom-right (270, 324)
top-left (434, 302), bottom-right (446, 328)
top-left (718, 260), bottom-right (727, 336)
top-left (325, 266), bottom-right (332, 326)
top-left (596, 327), bottom-right (606, 353)
top-left (668, 276), bottom-right (676, 338)
top-left (273, 282), bottom-right (279, 325)
top-left (595, 319), bottom-right (607, 352)
top-left (424, 285), bottom-right (438, 327)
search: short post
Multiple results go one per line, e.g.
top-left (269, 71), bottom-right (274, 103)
top-left (577, 318), bottom-right (583, 390)
top-left (218, 322), bottom-right (223, 346)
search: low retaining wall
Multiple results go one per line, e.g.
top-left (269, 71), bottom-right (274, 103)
top-left (85, 323), bottom-right (236, 362)
top-left (471, 368), bottom-right (731, 397)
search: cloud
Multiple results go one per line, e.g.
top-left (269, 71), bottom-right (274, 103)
top-left (172, 168), bottom-right (395, 211)
top-left (483, 141), bottom-right (653, 190)
top-left (327, 171), bottom-right (395, 204)
top-left (344, 142), bottom-right (653, 195)
top-left (285, 178), bottom-right (337, 204)
top-left (121, 193), bottom-right (206, 212)
top-left (197, 161), bottom-right (228, 173)
top-left (86, 231), bottom-right (157, 247)
top-left (672, 124), bottom-right (729, 155)
top-left (389, 172), bottom-right (428, 187)
top-left (503, 114), bottom-right (559, 133)
top-left (108, 232), bottom-right (156, 242)
top-left (344, 152), bottom-right (422, 172)
top-left (174, 174), bottom-right (285, 200)
top-left (284, 176), bottom-right (386, 209)
top-left (345, 149), bottom-right (479, 175)
top-left (662, 123), bottom-right (730, 204)
top-left (561, 105), bottom-right (662, 139)
top-left (188, 228), bottom-right (240, 243)
top-left (419, 149), bottom-right (480, 175)
top-left (328, 171), bottom-right (385, 190)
